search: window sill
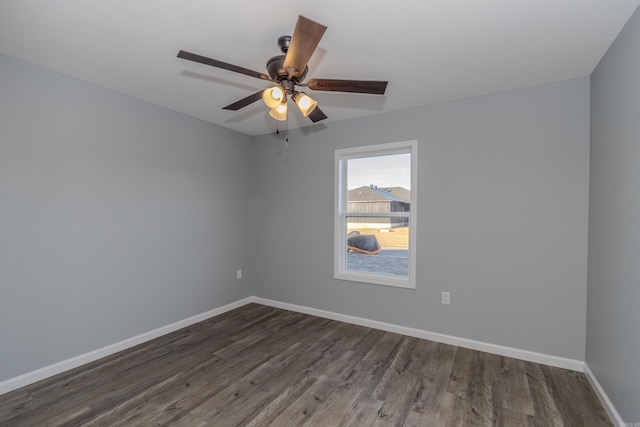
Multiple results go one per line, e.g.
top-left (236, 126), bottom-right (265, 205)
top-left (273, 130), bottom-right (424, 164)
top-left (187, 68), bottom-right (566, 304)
top-left (334, 270), bottom-right (416, 289)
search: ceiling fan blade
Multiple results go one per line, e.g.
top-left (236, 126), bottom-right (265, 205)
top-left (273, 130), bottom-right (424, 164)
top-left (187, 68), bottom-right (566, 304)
top-left (308, 105), bottom-right (328, 123)
top-left (178, 50), bottom-right (272, 81)
top-left (222, 90), bottom-right (264, 111)
top-left (283, 16), bottom-right (327, 79)
top-left (305, 78), bottom-right (388, 95)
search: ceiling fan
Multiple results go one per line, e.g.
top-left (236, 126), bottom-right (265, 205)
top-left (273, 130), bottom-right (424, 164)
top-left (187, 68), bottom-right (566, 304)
top-left (177, 15), bottom-right (388, 123)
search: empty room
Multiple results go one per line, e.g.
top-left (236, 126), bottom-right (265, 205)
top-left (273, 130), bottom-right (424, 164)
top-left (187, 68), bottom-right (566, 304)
top-left (1, 1), bottom-right (639, 426)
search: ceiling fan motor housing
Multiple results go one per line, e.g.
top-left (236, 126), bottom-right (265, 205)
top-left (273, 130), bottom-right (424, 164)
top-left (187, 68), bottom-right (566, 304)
top-left (280, 79), bottom-right (296, 94)
top-left (266, 52), bottom-right (308, 83)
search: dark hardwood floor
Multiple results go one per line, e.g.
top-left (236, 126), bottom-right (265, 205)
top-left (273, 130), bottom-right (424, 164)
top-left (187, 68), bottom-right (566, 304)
top-left (0, 303), bottom-right (612, 426)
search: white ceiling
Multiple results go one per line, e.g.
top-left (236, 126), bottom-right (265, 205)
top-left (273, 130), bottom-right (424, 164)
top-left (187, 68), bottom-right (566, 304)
top-left (1, 1), bottom-right (639, 136)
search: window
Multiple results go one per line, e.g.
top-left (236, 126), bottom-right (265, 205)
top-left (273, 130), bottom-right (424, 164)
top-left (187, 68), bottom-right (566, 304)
top-left (334, 140), bottom-right (417, 289)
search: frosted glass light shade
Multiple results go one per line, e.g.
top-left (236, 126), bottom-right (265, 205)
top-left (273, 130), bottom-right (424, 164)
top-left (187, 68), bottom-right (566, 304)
top-left (269, 101), bottom-right (287, 121)
top-left (262, 86), bottom-right (284, 108)
top-left (294, 92), bottom-right (317, 116)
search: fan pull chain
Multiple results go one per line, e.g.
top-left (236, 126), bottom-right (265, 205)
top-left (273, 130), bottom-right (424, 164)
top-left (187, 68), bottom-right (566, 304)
top-left (285, 114), bottom-right (289, 147)
top-left (273, 110), bottom-right (289, 147)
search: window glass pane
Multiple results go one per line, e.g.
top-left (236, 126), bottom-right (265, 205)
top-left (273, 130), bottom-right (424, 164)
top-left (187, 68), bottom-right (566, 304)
top-left (346, 217), bottom-right (409, 277)
top-left (347, 153), bottom-right (411, 192)
top-left (335, 140), bottom-right (416, 289)
top-left (347, 155), bottom-right (411, 218)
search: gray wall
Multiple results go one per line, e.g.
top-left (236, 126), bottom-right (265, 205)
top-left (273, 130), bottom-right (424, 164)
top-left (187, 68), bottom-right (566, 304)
top-left (252, 78), bottom-right (590, 360)
top-left (0, 55), bottom-right (255, 382)
top-left (588, 5), bottom-right (640, 423)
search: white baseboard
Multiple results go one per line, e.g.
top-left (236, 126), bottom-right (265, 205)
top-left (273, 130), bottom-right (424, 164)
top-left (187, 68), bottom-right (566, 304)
top-left (1, 295), bottom-right (586, 398)
top-left (0, 297), bottom-right (253, 396)
top-left (251, 297), bottom-right (585, 372)
top-left (584, 363), bottom-right (625, 427)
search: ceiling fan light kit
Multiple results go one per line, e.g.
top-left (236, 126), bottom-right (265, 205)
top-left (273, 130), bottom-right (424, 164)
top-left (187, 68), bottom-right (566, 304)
top-left (269, 100), bottom-right (288, 121)
top-left (262, 86), bottom-right (316, 120)
top-left (293, 92), bottom-right (317, 117)
top-left (177, 15), bottom-right (388, 124)
top-left (262, 86), bottom-right (285, 109)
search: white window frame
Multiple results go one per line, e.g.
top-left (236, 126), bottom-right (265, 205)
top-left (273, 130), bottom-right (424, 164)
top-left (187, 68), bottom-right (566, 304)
top-left (334, 140), bottom-right (417, 289)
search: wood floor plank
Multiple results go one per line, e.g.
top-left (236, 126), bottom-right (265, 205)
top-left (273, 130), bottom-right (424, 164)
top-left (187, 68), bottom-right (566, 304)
top-left (408, 339), bottom-right (457, 417)
top-left (482, 351), bottom-right (506, 426)
top-left (192, 320), bottom-right (372, 425)
top-left (266, 349), bottom-right (366, 426)
top-left (0, 303), bottom-right (614, 427)
top-left (108, 350), bottom-right (272, 426)
top-left (298, 332), bottom-right (406, 426)
top-left (405, 390), bottom-right (457, 426)
top-left (80, 355), bottom-right (225, 427)
top-left (501, 356), bottom-right (535, 416)
top-left (364, 337), bottom-right (433, 426)
top-left (524, 361), bottom-right (565, 427)
top-left (448, 347), bottom-right (493, 425)
top-left (63, 326), bottom-right (263, 426)
top-left (541, 364), bottom-right (612, 426)
top-left (500, 407), bottom-right (537, 427)
top-left (212, 309), bottom-right (305, 359)
top-left (350, 327), bottom-right (386, 355)
top-left (165, 412), bottom-right (209, 427)
top-left (188, 342), bottom-right (309, 425)
top-left (243, 375), bottom-right (318, 427)
top-left (339, 395), bottom-right (386, 427)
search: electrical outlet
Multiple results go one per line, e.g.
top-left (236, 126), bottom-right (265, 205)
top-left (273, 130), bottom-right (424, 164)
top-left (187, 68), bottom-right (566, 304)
top-left (236, 269), bottom-right (242, 280)
top-left (441, 292), bottom-right (450, 305)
